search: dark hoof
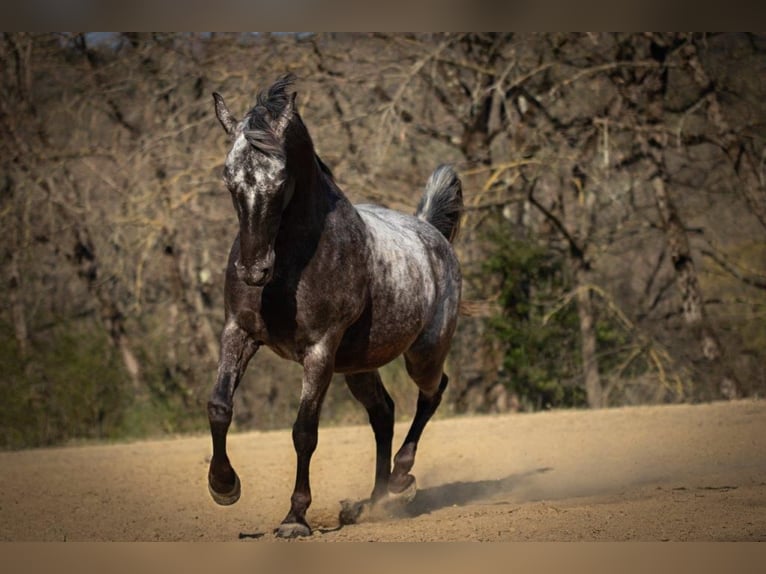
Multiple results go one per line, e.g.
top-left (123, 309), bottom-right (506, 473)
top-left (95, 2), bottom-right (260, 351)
top-left (340, 477), bottom-right (417, 526)
top-left (388, 474), bottom-right (417, 504)
top-left (339, 483), bottom-right (417, 526)
top-left (387, 475), bottom-right (417, 505)
top-left (208, 473), bottom-right (241, 506)
top-left (339, 498), bottom-right (370, 525)
top-left (275, 522), bottom-right (312, 538)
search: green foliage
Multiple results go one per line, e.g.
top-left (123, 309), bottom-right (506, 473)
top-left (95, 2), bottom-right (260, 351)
top-left (0, 316), bottom-right (213, 449)
top-left (482, 224), bottom-right (635, 410)
top-left (117, 315), bottom-right (210, 438)
top-left (481, 227), bottom-right (583, 409)
top-left (115, 395), bottom-right (206, 439)
top-left (0, 320), bottom-right (127, 448)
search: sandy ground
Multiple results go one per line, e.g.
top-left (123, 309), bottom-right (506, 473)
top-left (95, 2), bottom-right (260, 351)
top-left (0, 399), bottom-right (764, 541)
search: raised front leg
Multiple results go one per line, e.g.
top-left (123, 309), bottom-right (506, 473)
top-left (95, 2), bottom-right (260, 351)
top-left (275, 344), bottom-right (336, 538)
top-left (207, 321), bottom-right (258, 505)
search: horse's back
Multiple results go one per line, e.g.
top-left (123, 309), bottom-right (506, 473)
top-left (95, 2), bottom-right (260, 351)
top-left (333, 204), bottom-right (460, 373)
top-left (356, 203), bottom-right (460, 293)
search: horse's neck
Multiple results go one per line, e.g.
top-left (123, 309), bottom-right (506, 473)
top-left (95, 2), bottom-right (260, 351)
top-left (280, 158), bottom-right (340, 236)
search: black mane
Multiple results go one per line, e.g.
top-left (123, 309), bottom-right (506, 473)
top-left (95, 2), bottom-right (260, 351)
top-left (244, 74), bottom-right (333, 178)
top-left (243, 74), bottom-right (296, 157)
top-left (249, 73), bottom-right (295, 124)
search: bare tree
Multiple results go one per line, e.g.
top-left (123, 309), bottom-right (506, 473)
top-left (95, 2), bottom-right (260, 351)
top-left (2, 33), bottom-right (764, 447)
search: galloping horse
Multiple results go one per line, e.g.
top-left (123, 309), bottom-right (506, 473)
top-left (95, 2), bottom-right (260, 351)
top-left (206, 75), bottom-right (463, 538)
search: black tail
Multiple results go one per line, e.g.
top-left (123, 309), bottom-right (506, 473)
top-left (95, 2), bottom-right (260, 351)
top-left (415, 165), bottom-right (463, 244)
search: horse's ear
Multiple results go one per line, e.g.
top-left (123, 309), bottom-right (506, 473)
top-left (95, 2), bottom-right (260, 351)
top-left (213, 92), bottom-right (237, 136)
top-left (273, 91), bottom-right (296, 140)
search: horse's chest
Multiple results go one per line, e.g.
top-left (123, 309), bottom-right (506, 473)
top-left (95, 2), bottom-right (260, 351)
top-left (234, 283), bottom-right (360, 364)
top-left (233, 306), bottom-right (305, 363)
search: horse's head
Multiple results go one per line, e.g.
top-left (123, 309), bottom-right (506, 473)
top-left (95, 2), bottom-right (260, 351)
top-left (213, 77), bottom-right (296, 287)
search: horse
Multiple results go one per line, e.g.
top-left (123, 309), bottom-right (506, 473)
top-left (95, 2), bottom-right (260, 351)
top-left (206, 74), bottom-right (463, 538)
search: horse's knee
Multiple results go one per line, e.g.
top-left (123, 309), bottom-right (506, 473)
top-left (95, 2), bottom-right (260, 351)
top-left (416, 371), bottom-right (448, 399)
top-left (207, 400), bottom-right (232, 425)
top-left (404, 350), bottom-right (449, 396)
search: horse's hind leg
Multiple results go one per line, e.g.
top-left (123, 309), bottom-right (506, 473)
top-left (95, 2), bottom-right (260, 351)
top-left (207, 321), bottom-right (258, 505)
top-left (389, 353), bottom-right (449, 498)
top-left (345, 371), bottom-right (394, 502)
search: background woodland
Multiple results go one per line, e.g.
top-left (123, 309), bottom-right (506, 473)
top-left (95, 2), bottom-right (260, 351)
top-left (1, 32), bottom-right (764, 448)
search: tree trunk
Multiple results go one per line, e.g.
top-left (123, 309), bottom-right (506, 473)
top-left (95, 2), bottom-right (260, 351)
top-left (528, 179), bottom-right (604, 408)
top-left (632, 36), bottom-right (741, 400)
top-left (646, 145), bottom-right (740, 399)
top-left (3, 172), bottom-right (29, 359)
top-left (8, 251), bottom-right (29, 358)
top-left (576, 276), bottom-right (603, 408)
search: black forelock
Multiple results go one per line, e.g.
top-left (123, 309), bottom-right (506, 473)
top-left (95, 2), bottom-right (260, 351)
top-left (247, 74), bottom-right (296, 128)
top-left (256, 74), bottom-right (295, 115)
top-left (243, 74), bottom-right (296, 156)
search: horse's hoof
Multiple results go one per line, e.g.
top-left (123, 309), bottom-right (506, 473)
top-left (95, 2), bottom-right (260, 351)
top-left (208, 473), bottom-right (241, 506)
top-left (275, 522), bottom-right (312, 539)
top-left (338, 481), bottom-right (417, 525)
top-left (339, 498), bottom-right (371, 525)
top-left (388, 475), bottom-right (417, 504)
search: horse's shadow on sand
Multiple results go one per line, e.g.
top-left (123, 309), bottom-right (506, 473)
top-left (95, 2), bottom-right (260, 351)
top-left (403, 466), bottom-right (552, 517)
top-left (239, 467), bottom-right (552, 538)
top-left (331, 466), bottom-right (553, 531)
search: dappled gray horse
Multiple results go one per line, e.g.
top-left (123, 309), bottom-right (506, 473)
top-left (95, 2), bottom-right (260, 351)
top-left (206, 75), bottom-right (463, 538)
